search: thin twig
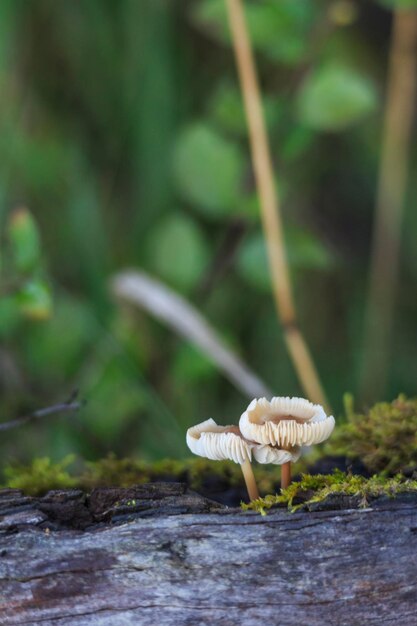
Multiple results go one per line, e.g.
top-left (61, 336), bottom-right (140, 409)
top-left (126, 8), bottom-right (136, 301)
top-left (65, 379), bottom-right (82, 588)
top-left (225, 0), bottom-right (330, 411)
top-left (0, 390), bottom-right (83, 431)
top-left (360, 9), bottom-right (417, 402)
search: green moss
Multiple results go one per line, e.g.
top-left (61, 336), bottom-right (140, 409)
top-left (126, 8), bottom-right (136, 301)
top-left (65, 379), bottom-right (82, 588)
top-left (3, 455), bottom-right (78, 496)
top-left (80, 454), bottom-right (152, 489)
top-left (1, 453), bottom-right (279, 496)
top-left (110, 455), bottom-right (276, 493)
top-left (327, 394), bottom-right (417, 475)
top-left (79, 455), bottom-right (238, 491)
top-left (242, 469), bottom-right (417, 515)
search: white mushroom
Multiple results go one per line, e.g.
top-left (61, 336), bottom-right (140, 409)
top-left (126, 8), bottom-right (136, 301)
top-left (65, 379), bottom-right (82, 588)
top-left (253, 445), bottom-right (301, 465)
top-left (240, 397), bottom-right (335, 488)
top-left (240, 397), bottom-right (335, 446)
top-left (186, 418), bottom-right (260, 501)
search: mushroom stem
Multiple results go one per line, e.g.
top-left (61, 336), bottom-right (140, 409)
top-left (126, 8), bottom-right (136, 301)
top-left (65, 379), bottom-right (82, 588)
top-left (281, 462), bottom-right (291, 490)
top-left (240, 456), bottom-right (260, 501)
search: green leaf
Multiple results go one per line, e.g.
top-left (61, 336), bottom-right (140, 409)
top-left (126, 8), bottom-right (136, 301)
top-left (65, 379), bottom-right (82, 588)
top-left (189, 0), bottom-right (228, 38)
top-left (208, 83), bottom-right (248, 135)
top-left (281, 125), bottom-right (315, 162)
top-left (208, 82), bottom-right (282, 136)
top-left (173, 343), bottom-right (216, 383)
top-left (173, 123), bottom-right (243, 218)
top-left (297, 65), bottom-right (378, 131)
top-left (83, 356), bottom-right (147, 442)
top-left (190, 0), bottom-right (315, 65)
top-left (236, 234), bottom-right (271, 291)
top-left (147, 214), bottom-right (210, 290)
top-left (237, 230), bottom-right (334, 291)
top-left (8, 208), bottom-right (41, 273)
top-left (15, 280), bottom-right (53, 320)
top-left (23, 294), bottom-right (99, 378)
top-left (288, 228), bottom-right (334, 270)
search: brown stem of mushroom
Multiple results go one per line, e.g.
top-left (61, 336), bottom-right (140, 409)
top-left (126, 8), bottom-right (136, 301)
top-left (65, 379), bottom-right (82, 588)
top-left (281, 462), bottom-right (291, 491)
top-left (225, 0), bottom-right (330, 412)
top-left (240, 456), bottom-right (259, 501)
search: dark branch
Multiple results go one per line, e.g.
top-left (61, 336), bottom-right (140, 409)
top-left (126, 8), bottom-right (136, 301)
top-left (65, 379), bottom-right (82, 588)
top-left (0, 390), bottom-right (83, 431)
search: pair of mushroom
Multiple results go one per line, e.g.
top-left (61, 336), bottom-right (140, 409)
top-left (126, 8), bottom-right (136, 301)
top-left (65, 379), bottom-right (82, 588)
top-left (186, 396), bottom-right (335, 501)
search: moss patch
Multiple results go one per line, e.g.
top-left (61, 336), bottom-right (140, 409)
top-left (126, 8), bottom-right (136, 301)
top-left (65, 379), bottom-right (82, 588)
top-left (327, 394), bottom-right (417, 475)
top-left (4, 455), bottom-right (78, 495)
top-left (242, 470), bottom-right (417, 515)
top-left (1, 453), bottom-right (279, 497)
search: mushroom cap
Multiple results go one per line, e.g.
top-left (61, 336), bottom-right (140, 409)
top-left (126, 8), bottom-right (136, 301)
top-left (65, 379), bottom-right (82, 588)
top-left (186, 418), bottom-right (254, 464)
top-left (253, 445), bottom-right (302, 465)
top-left (239, 396), bottom-right (335, 448)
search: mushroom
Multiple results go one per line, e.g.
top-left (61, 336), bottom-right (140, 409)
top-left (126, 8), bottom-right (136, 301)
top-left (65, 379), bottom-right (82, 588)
top-left (253, 445), bottom-right (301, 465)
top-left (186, 418), bottom-right (260, 501)
top-left (239, 396), bottom-right (335, 489)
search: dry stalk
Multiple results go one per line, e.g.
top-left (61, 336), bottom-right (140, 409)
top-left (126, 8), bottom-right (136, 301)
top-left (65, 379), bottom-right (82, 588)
top-left (361, 9), bottom-right (417, 402)
top-left (225, 0), bottom-right (330, 411)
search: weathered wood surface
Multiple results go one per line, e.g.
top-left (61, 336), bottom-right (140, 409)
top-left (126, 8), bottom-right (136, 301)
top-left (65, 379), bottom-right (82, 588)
top-left (1, 483), bottom-right (417, 626)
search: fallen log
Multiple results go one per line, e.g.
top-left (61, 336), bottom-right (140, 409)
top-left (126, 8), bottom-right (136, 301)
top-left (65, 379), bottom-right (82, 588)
top-left (1, 483), bottom-right (417, 625)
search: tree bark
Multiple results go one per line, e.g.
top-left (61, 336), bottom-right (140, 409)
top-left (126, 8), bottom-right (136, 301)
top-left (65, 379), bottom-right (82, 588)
top-left (1, 483), bottom-right (417, 625)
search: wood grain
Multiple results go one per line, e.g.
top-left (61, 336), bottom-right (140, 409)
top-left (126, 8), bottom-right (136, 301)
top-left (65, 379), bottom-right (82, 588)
top-left (1, 484), bottom-right (416, 625)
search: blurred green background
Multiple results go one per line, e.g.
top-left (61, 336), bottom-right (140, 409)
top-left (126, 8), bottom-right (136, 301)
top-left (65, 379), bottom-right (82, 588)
top-left (0, 0), bottom-right (416, 466)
